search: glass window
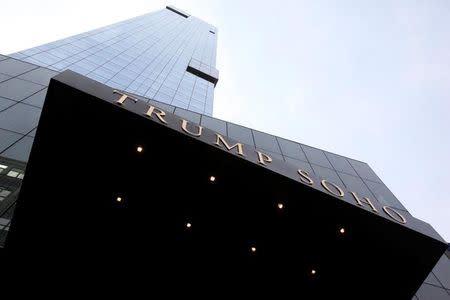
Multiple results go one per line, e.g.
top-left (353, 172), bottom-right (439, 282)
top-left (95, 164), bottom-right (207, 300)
top-left (277, 138), bottom-right (307, 161)
top-left (0, 103), bottom-right (41, 134)
top-left (27, 128), bottom-right (37, 137)
top-left (311, 164), bottom-right (345, 188)
top-left (189, 103), bottom-right (205, 113)
top-left (301, 145), bottom-right (333, 169)
top-left (103, 61), bottom-right (122, 73)
top-left (18, 68), bottom-right (59, 86)
top-left (136, 85), bottom-right (151, 97)
top-left (110, 73), bottom-right (134, 87)
top-left (31, 52), bottom-right (61, 66)
top-left (176, 87), bottom-right (193, 98)
top-left (72, 59), bottom-right (99, 72)
top-left (339, 172), bottom-right (374, 199)
top-left (0, 73), bottom-right (11, 84)
top-left (192, 89), bottom-right (207, 98)
top-left (59, 44), bottom-right (83, 55)
top-left (120, 68), bottom-right (139, 80)
top-left (47, 48), bottom-right (70, 60)
top-left (159, 86), bottom-right (176, 96)
top-left (9, 52), bottom-right (27, 60)
top-left (67, 64), bottom-right (90, 76)
top-left (0, 129), bottom-right (22, 153)
top-left (2, 136), bottom-right (34, 162)
top-left (325, 152), bottom-right (358, 176)
top-left (424, 271), bottom-right (441, 286)
top-left (415, 283), bottom-right (450, 300)
top-left (126, 81), bottom-right (142, 92)
top-left (154, 92), bottom-right (173, 104)
top-left (284, 157), bottom-right (314, 175)
top-left (7, 170), bottom-right (19, 177)
top-left (86, 73), bottom-right (108, 84)
top-left (0, 59), bottom-right (38, 77)
top-left (35, 43), bottom-right (54, 52)
top-left (7, 168), bottom-right (24, 179)
top-left (22, 88), bottom-right (47, 108)
top-left (163, 81), bottom-right (179, 90)
top-left (146, 100), bottom-right (175, 114)
top-left (85, 54), bottom-right (109, 66)
top-left (189, 99), bottom-right (205, 107)
top-left (172, 94), bottom-right (189, 104)
top-left (174, 107), bottom-right (201, 124)
top-left (255, 148), bottom-right (284, 162)
top-left (431, 254), bottom-right (450, 289)
top-left (204, 106), bottom-right (213, 116)
top-left (0, 78), bottom-right (45, 101)
top-left (171, 100), bottom-right (188, 109)
top-left (364, 180), bottom-right (406, 211)
top-left (49, 60), bottom-right (75, 71)
top-left (253, 131), bottom-right (281, 154)
top-left (0, 187), bottom-right (12, 201)
top-left (348, 159), bottom-right (382, 183)
top-left (63, 53), bottom-right (86, 64)
top-left (227, 123), bottom-right (254, 146)
top-left (0, 97), bottom-right (16, 111)
top-left (91, 67), bottom-right (116, 80)
top-left (96, 50), bottom-right (115, 61)
top-left (187, 106), bottom-right (203, 114)
top-left (200, 115), bottom-right (227, 136)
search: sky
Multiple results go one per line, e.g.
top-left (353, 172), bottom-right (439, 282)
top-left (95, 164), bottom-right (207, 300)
top-left (1, 0), bottom-right (449, 241)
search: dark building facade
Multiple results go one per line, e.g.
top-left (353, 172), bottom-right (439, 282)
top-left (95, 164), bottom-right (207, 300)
top-left (0, 6), bottom-right (448, 298)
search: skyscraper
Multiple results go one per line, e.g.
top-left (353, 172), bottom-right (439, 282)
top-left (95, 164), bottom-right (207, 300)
top-left (0, 6), bottom-right (448, 298)
top-left (11, 5), bottom-right (218, 115)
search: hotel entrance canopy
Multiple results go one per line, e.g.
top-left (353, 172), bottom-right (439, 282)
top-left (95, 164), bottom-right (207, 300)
top-left (3, 71), bottom-right (447, 298)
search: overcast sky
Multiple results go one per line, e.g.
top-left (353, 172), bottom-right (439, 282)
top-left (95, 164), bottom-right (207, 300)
top-left (1, 0), bottom-right (449, 241)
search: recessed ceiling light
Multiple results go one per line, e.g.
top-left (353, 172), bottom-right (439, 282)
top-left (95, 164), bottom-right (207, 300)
top-left (186, 222), bottom-right (192, 228)
top-left (277, 203), bottom-right (284, 210)
top-left (209, 176), bottom-right (216, 182)
top-left (116, 196), bottom-right (122, 202)
top-left (339, 227), bottom-right (345, 234)
top-left (137, 146), bottom-right (143, 153)
top-left (251, 246), bottom-right (257, 253)
top-left (311, 269), bottom-right (317, 275)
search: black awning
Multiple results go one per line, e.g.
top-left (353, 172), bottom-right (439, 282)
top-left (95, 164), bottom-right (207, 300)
top-left (3, 70), bottom-right (447, 298)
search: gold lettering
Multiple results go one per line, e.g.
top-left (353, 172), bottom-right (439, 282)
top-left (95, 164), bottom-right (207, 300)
top-left (350, 192), bottom-right (379, 213)
top-left (321, 180), bottom-right (344, 197)
top-left (256, 151), bottom-right (272, 166)
top-left (383, 206), bottom-right (407, 224)
top-left (297, 169), bottom-right (314, 185)
top-left (144, 106), bottom-right (168, 124)
top-left (214, 134), bottom-right (245, 157)
top-left (181, 119), bottom-right (203, 137)
top-left (113, 90), bottom-right (137, 105)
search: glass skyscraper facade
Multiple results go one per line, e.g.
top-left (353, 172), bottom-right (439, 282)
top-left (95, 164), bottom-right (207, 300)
top-left (11, 6), bottom-right (218, 115)
top-left (0, 6), bottom-right (449, 298)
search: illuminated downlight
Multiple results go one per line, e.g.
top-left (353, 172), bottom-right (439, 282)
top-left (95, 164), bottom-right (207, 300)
top-left (209, 176), bottom-right (216, 182)
top-left (277, 203), bottom-right (284, 210)
top-left (339, 227), bottom-right (345, 234)
top-left (311, 269), bottom-right (317, 275)
top-left (250, 246), bottom-right (257, 253)
top-left (116, 197), bottom-right (122, 202)
top-left (186, 222), bottom-right (192, 228)
top-left (136, 146), bottom-right (143, 153)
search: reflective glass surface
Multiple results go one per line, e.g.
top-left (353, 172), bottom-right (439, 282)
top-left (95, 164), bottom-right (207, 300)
top-left (10, 8), bottom-right (218, 116)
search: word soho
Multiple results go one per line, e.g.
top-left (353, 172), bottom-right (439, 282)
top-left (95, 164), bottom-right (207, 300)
top-left (114, 90), bottom-right (408, 225)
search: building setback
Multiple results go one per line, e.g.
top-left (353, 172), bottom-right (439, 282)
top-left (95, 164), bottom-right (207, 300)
top-left (0, 6), bottom-right (449, 298)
